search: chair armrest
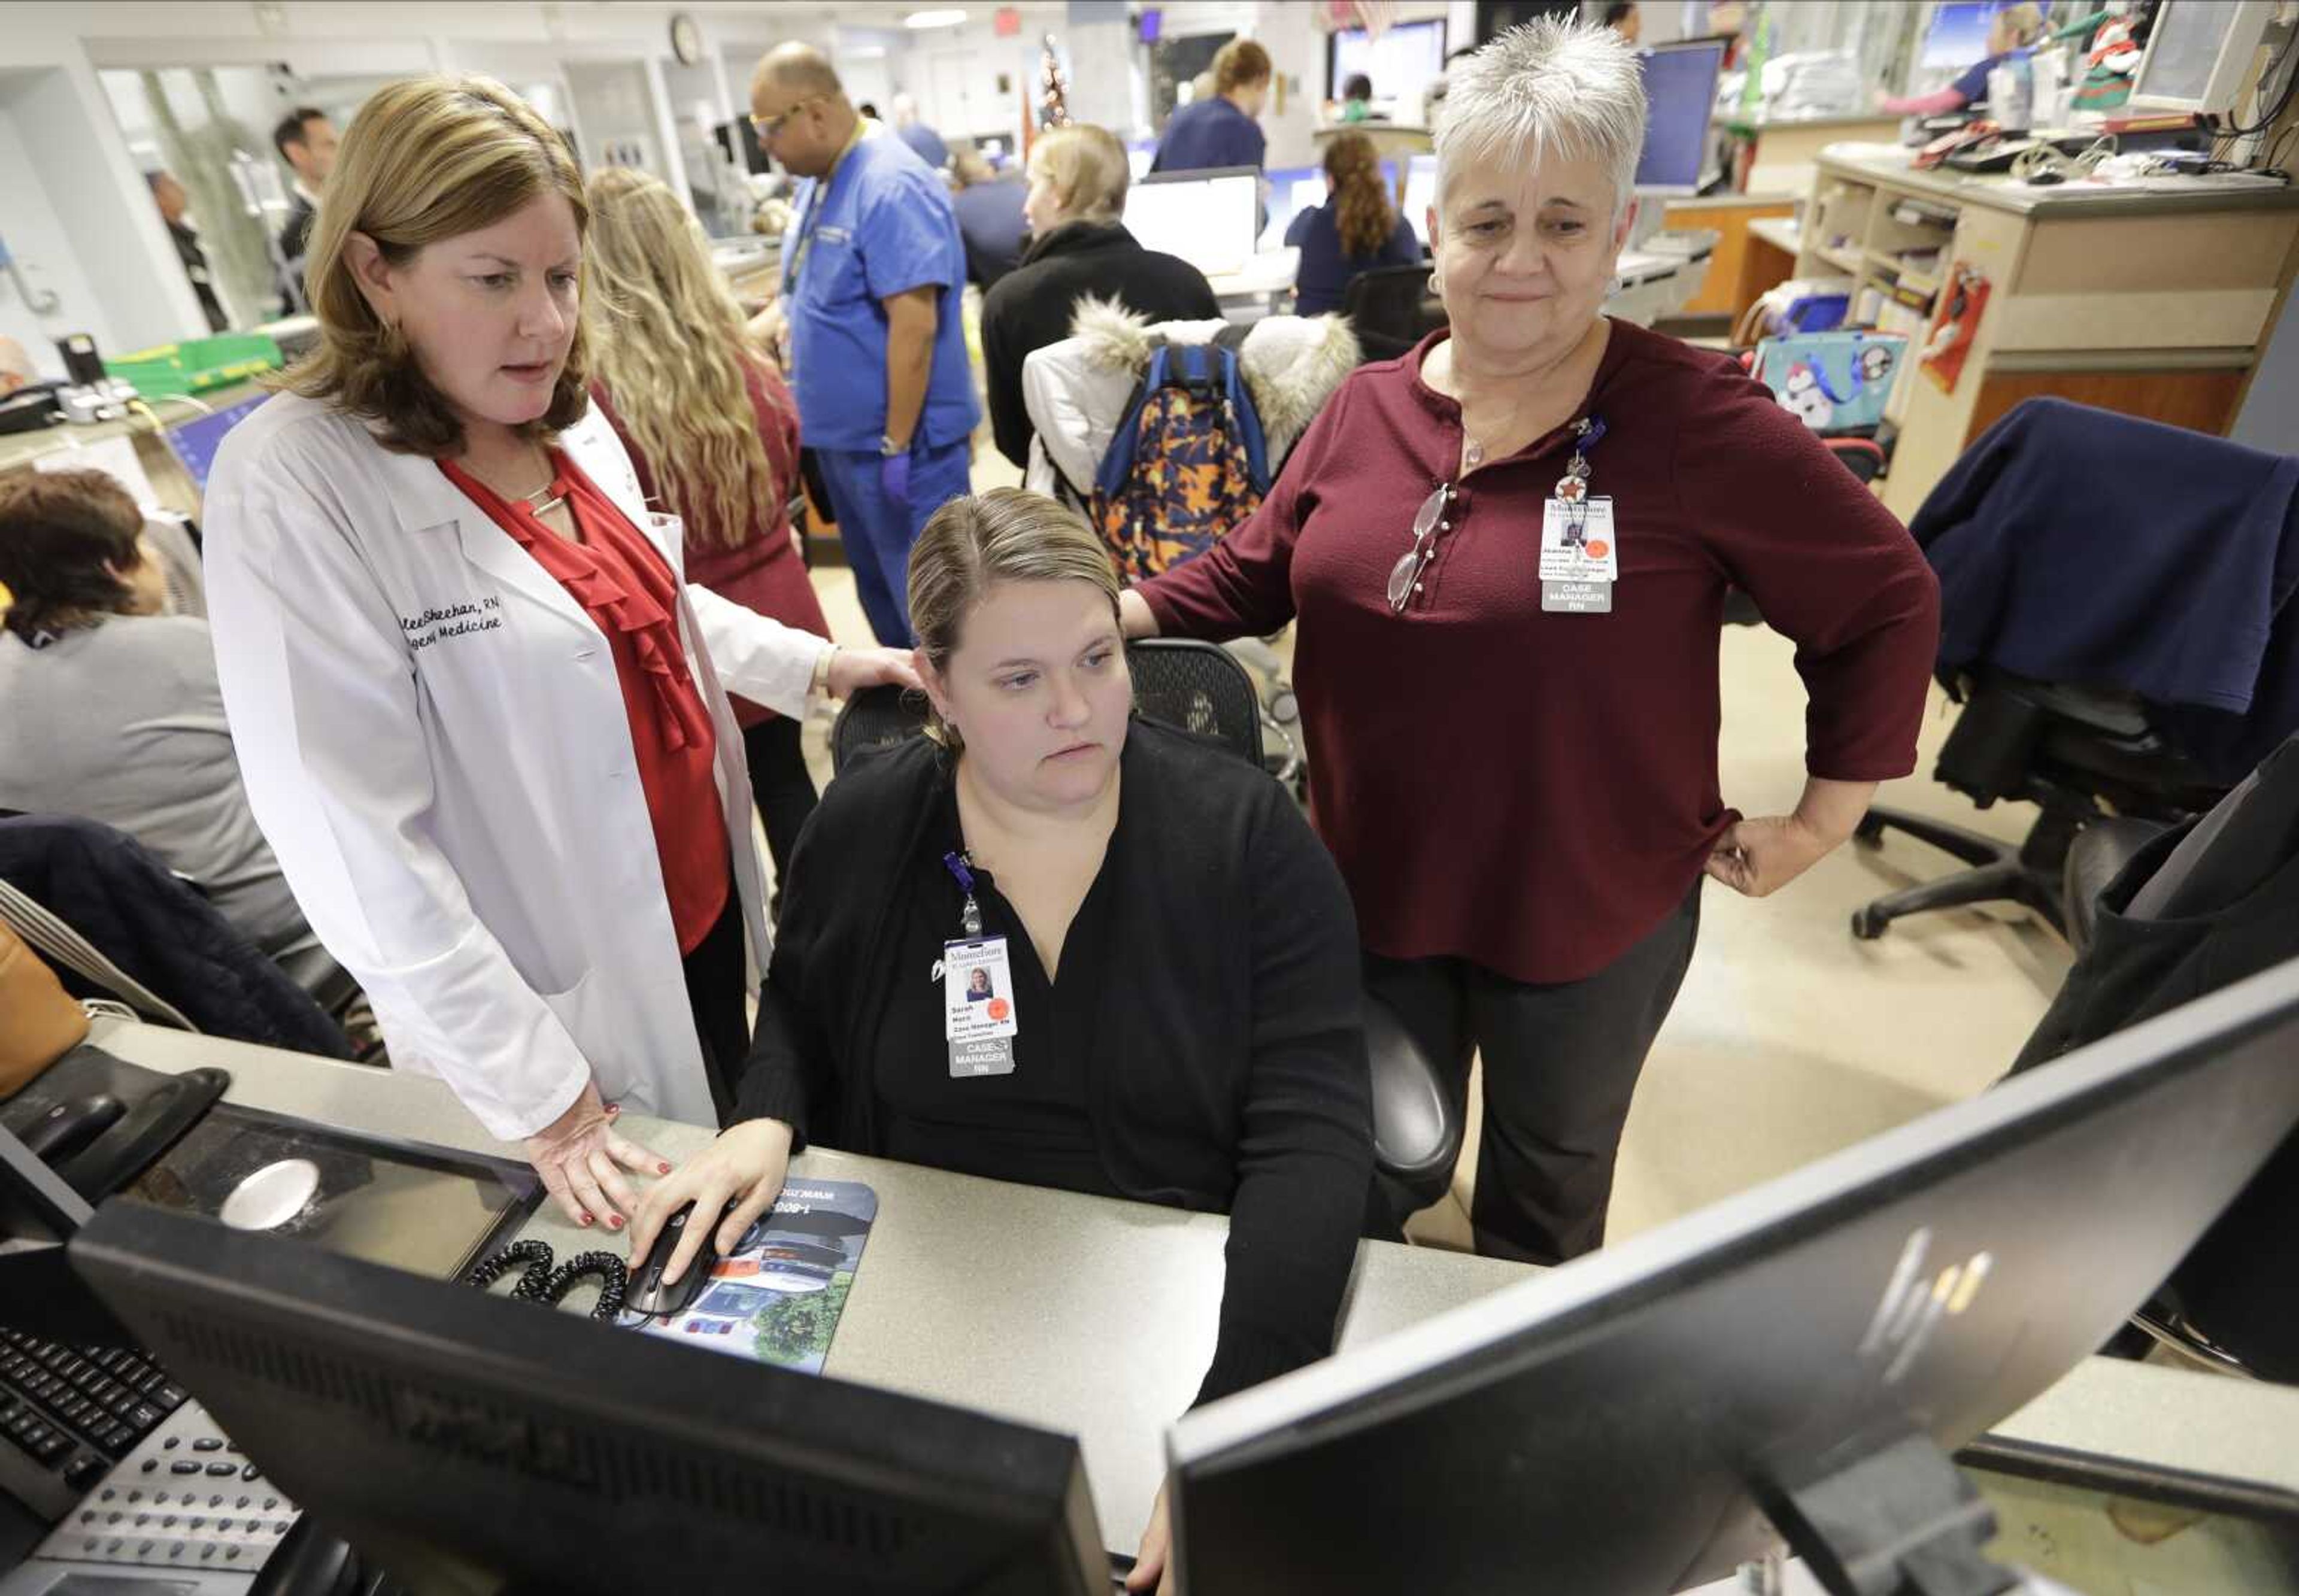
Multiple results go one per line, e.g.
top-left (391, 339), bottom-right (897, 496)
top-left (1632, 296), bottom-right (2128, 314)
top-left (2063, 817), bottom-right (2171, 955)
top-left (1365, 994), bottom-right (1461, 1200)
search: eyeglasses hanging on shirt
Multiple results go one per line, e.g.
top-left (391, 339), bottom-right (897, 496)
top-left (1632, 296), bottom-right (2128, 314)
top-left (1387, 417), bottom-right (1608, 617)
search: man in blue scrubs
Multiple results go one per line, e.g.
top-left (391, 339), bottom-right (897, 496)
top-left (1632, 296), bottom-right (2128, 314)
top-left (1151, 37), bottom-right (1270, 174)
top-left (751, 44), bottom-right (978, 646)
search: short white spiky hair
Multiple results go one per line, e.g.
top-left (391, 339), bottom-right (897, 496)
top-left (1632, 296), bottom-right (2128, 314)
top-left (1434, 17), bottom-right (1648, 219)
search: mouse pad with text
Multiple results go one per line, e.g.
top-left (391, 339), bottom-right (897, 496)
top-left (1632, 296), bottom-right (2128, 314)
top-left (619, 1178), bottom-right (878, 1374)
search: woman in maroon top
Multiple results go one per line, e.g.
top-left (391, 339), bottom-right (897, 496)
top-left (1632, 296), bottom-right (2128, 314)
top-left (1123, 19), bottom-right (1941, 1264)
top-left (584, 167), bottom-right (832, 909)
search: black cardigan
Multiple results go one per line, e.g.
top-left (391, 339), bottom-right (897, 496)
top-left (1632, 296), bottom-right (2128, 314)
top-left (980, 220), bottom-right (1223, 472)
top-left (736, 719), bottom-right (1374, 1406)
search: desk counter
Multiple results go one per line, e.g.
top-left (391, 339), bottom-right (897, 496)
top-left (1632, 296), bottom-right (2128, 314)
top-left (0, 381), bottom-right (267, 520)
top-left (78, 1019), bottom-right (2299, 1564)
top-left (78, 1019), bottom-right (1519, 1555)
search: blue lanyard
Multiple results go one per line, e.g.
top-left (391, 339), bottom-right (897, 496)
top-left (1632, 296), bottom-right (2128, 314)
top-left (942, 851), bottom-right (984, 939)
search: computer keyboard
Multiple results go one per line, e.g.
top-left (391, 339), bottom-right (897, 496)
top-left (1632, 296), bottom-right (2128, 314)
top-left (0, 1325), bottom-right (187, 1520)
top-left (1, 1400), bottom-right (299, 1595)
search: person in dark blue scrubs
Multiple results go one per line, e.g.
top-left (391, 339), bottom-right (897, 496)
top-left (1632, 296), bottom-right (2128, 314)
top-left (890, 91), bottom-right (950, 171)
top-left (1285, 130), bottom-right (1421, 317)
top-left (948, 146), bottom-right (1029, 290)
top-left (751, 44), bottom-right (979, 647)
top-left (1151, 37), bottom-right (1271, 174)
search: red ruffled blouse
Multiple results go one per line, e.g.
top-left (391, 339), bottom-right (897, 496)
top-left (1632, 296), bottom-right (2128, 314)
top-left (441, 451), bottom-right (729, 954)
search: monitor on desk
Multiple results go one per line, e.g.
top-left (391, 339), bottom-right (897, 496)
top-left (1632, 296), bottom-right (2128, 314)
top-left (1256, 159), bottom-right (1405, 252)
top-left (1636, 40), bottom-right (1725, 196)
top-left (68, 1200), bottom-right (1114, 1595)
top-left (1327, 17), bottom-right (1446, 117)
top-left (1123, 166), bottom-right (1260, 280)
top-left (1401, 153), bottom-right (1438, 249)
top-left (1259, 165), bottom-right (1324, 251)
top-left (1917, 1), bottom-right (2025, 70)
top-left (2130, 0), bottom-right (2279, 117)
top-left (164, 393), bottom-right (268, 494)
top-left (1167, 959), bottom-right (2299, 1595)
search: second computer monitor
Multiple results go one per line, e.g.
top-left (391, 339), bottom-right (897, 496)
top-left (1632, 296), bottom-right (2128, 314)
top-left (1636, 40), bottom-right (1725, 195)
top-left (1401, 153), bottom-right (1438, 249)
top-left (1258, 160), bottom-right (1402, 251)
top-left (1123, 166), bottom-right (1259, 278)
top-left (1169, 960), bottom-right (2299, 1595)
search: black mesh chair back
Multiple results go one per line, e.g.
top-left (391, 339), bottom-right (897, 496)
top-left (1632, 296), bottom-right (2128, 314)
top-left (830, 684), bottom-right (931, 775)
top-left (1126, 639), bottom-right (1263, 768)
top-left (830, 641), bottom-right (1264, 776)
top-left (1342, 263), bottom-right (1446, 365)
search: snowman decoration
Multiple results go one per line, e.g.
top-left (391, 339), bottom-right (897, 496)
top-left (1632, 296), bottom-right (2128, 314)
top-left (1779, 361), bottom-right (1834, 430)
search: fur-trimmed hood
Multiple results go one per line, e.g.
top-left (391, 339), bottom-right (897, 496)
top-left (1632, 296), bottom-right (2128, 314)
top-left (1020, 300), bottom-right (1360, 500)
top-left (1066, 296), bottom-right (1359, 458)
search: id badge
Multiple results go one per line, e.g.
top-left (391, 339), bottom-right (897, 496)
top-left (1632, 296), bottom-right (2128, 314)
top-left (1539, 496), bottom-right (1617, 614)
top-left (944, 936), bottom-right (1018, 1077)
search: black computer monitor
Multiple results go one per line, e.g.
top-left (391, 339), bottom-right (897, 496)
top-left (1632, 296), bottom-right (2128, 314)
top-left (66, 1200), bottom-right (1110, 1595)
top-left (1, 1121), bottom-right (131, 1348)
top-left (1636, 40), bottom-right (1726, 195)
top-left (1167, 959), bottom-right (2299, 1595)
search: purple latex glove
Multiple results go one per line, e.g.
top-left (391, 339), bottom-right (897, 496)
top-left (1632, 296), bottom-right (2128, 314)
top-left (880, 447), bottom-right (912, 507)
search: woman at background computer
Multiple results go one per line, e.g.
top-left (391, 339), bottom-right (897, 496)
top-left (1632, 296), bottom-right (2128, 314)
top-left (980, 124), bottom-right (1220, 469)
top-left (1285, 131), bottom-right (1423, 318)
top-left (583, 166), bottom-right (830, 913)
top-left (1878, 2), bottom-right (2045, 116)
top-left (629, 488), bottom-right (1375, 1596)
top-left (201, 75), bottom-right (916, 1231)
top-left (1151, 38), bottom-right (1272, 174)
top-left (1121, 19), bottom-right (1940, 1268)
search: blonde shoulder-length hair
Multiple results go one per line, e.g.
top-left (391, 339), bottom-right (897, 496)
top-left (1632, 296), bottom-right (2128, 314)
top-left (281, 74), bottom-right (591, 456)
top-left (583, 166), bottom-right (781, 550)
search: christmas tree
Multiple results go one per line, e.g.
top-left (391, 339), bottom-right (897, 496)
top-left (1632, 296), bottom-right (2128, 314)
top-left (1038, 33), bottom-right (1070, 130)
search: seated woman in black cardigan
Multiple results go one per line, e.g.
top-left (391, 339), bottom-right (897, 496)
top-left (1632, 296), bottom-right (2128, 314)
top-left (628, 487), bottom-right (1373, 1592)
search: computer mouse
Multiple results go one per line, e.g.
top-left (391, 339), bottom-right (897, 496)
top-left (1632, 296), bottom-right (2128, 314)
top-left (624, 1202), bottom-right (718, 1319)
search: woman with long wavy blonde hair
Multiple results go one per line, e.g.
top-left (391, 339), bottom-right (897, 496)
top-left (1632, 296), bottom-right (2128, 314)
top-left (584, 166), bottom-right (830, 907)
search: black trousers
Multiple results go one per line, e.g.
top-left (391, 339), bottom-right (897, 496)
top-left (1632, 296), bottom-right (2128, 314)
top-left (1364, 884), bottom-right (1701, 1264)
top-left (742, 715), bottom-right (820, 916)
top-left (681, 891), bottom-right (753, 1128)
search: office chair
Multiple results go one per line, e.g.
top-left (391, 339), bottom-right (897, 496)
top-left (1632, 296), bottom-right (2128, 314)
top-left (832, 642), bottom-right (1305, 793)
top-left (2009, 733), bottom-right (2299, 1379)
top-left (1851, 673), bottom-right (2223, 940)
top-left (828, 643), bottom-right (1464, 1218)
top-left (1342, 264), bottom-right (1446, 365)
top-left (0, 816), bottom-right (355, 1059)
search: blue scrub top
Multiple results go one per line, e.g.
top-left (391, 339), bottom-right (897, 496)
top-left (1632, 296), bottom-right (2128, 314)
top-left (897, 120), bottom-right (950, 170)
top-left (780, 131), bottom-right (980, 453)
top-left (1151, 96), bottom-right (1267, 174)
top-left (1952, 46), bottom-right (2031, 105)
top-left (1285, 204), bottom-right (1423, 317)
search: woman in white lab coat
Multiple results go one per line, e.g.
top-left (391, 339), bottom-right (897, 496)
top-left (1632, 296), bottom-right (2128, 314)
top-left (202, 75), bottom-right (917, 1231)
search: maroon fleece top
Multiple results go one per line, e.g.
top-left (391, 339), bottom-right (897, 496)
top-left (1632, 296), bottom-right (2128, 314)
top-left (1139, 320), bottom-right (1941, 984)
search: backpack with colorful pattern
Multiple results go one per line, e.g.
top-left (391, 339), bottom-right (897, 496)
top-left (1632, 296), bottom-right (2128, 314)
top-left (1091, 325), bottom-right (1271, 582)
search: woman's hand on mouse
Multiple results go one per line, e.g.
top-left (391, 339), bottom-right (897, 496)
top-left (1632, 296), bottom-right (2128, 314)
top-left (1127, 1484), bottom-right (1173, 1594)
top-left (522, 1080), bottom-right (670, 1231)
top-left (627, 1119), bottom-right (797, 1285)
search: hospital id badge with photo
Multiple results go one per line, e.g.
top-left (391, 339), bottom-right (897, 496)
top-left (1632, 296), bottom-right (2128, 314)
top-left (1539, 496), bottom-right (1617, 614)
top-left (944, 936), bottom-right (1019, 1077)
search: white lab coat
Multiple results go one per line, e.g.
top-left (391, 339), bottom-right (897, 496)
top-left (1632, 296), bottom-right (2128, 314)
top-left (202, 391), bottom-right (824, 1140)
